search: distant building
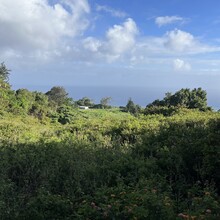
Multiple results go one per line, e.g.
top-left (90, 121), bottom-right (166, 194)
top-left (79, 106), bottom-right (89, 110)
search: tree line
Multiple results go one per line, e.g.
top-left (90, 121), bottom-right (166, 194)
top-left (0, 62), bottom-right (212, 122)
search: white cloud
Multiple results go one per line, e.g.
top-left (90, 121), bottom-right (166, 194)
top-left (80, 26), bottom-right (220, 66)
top-left (155, 16), bottom-right (185, 27)
top-left (173, 59), bottom-right (191, 71)
top-left (105, 18), bottom-right (138, 55)
top-left (81, 18), bottom-right (138, 62)
top-left (163, 29), bottom-right (220, 54)
top-left (164, 29), bottom-right (195, 52)
top-left (1, 0), bottom-right (220, 74)
top-left (83, 37), bottom-right (102, 52)
top-left (96, 4), bottom-right (127, 18)
top-left (80, 24), bottom-right (220, 67)
top-left (0, 0), bottom-right (90, 57)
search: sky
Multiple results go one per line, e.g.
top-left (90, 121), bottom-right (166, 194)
top-left (1, 0), bottom-right (220, 106)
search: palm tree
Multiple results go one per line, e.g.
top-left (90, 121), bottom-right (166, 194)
top-left (0, 62), bottom-right (11, 82)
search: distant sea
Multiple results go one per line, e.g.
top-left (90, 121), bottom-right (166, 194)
top-left (67, 86), bottom-right (164, 107)
top-left (12, 85), bottom-right (220, 110)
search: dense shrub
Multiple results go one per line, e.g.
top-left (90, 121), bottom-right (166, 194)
top-left (0, 110), bottom-right (220, 219)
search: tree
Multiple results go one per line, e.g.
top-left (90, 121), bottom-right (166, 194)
top-left (146, 88), bottom-right (209, 112)
top-left (125, 98), bottom-right (141, 115)
top-left (45, 86), bottom-right (69, 106)
top-left (100, 97), bottom-right (112, 109)
top-left (76, 97), bottom-right (94, 107)
top-left (15, 89), bottom-right (35, 113)
top-left (171, 88), bottom-right (191, 107)
top-left (0, 63), bottom-right (12, 112)
top-left (29, 92), bottom-right (49, 119)
top-left (189, 88), bottom-right (208, 110)
top-left (0, 62), bottom-right (10, 82)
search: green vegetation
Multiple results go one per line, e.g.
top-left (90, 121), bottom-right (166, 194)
top-left (0, 62), bottom-right (10, 82)
top-left (0, 64), bottom-right (219, 219)
top-left (100, 97), bottom-right (112, 109)
top-left (125, 98), bottom-right (141, 115)
top-left (145, 88), bottom-right (211, 116)
top-left (76, 97), bottom-right (94, 107)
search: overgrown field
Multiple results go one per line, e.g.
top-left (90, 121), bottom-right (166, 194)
top-left (0, 108), bottom-right (220, 219)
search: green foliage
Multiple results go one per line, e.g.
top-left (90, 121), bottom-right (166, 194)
top-left (0, 109), bottom-right (220, 219)
top-left (144, 105), bottom-right (179, 116)
top-left (100, 97), bottom-right (112, 109)
top-left (0, 62), bottom-right (10, 82)
top-left (15, 89), bottom-right (35, 113)
top-left (46, 86), bottom-right (70, 106)
top-left (125, 98), bottom-right (141, 115)
top-left (0, 81), bottom-right (13, 113)
top-left (146, 88), bottom-right (210, 114)
top-left (76, 182), bottom-right (175, 219)
top-left (56, 106), bottom-right (75, 124)
top-left (0, 63), bottom-right (13, 113)
top-left (76, 96), bottom-right (94, 107)
top-left (29, 92), bottom-right (49, 120)
top-left (0, 67), bottom-right (219, 219)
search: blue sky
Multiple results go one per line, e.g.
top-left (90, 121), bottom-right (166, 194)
top-left (0, 0), bottom-right (220, 106)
